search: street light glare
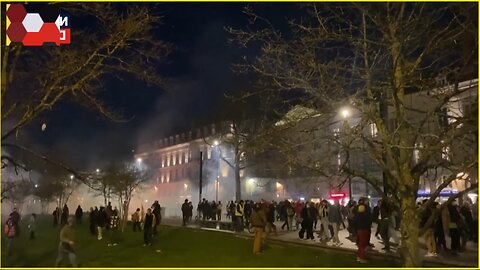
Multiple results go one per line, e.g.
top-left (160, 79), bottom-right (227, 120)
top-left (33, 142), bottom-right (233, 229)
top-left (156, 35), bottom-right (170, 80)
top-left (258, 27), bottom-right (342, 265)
top-left (137, 158), bottom-right (142, 163)
top-left (341, 109), bottom-right (350, 118)
top-left (214, 140), bottom-right (219, 146)
top-left (70, 175), bottom-right (74, 180)
top-left (96, 169), bottom-right (100, 173)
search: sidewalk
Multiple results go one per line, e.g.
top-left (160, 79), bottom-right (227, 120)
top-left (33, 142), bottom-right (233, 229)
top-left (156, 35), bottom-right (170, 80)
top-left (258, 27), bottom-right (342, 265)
top-left (162, 218), bottom-right (478, 267)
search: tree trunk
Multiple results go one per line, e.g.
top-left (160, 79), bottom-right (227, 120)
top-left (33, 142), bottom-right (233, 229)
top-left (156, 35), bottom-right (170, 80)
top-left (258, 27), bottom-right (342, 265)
top-left (235, 162), bottom-right (241, 202)
top-left (400, 194), bottom-right (421, 267)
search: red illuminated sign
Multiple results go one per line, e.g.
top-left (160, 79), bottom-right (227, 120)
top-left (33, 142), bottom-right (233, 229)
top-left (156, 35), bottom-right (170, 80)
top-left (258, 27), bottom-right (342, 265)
top-left (329, 193), bottom-right (346, 199)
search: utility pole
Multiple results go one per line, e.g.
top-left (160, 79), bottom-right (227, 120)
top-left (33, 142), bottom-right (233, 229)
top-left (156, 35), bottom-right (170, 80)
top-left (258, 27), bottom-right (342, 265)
top-left (199, 151), bottom-right (203, 205)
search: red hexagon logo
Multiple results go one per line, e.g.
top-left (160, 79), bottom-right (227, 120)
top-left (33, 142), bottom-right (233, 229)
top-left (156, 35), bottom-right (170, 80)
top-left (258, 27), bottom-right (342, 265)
top-left (7, 4), bottom-right (27, 23)
top-left (6, 22), bottom-right (27, 43)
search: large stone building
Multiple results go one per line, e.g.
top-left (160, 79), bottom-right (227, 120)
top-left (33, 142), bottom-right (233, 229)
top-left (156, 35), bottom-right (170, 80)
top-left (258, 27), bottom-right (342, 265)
top-left (134, 79), bottom-right (477, 214)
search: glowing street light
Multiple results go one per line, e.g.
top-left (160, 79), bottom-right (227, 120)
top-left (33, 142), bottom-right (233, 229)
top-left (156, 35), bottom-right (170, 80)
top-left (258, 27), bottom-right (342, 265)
top-left (96, 168), bottom-right (100, 173)
top-left (34, 184), bottom-right (38, 188)
top-left (214, 140), bottom-right (219, 146)
top-left (341, 108), bottom-right (350, 119)
top-left (137, 158), bottom-right (142, 163)
top-left (70, 175), bottom-right (74, 180)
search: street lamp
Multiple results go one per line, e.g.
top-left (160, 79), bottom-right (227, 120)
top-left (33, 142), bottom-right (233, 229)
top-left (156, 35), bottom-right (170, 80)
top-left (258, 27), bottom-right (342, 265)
top-left (70, 175), bottom-right (74, 180)
top-left (96, 168), bottom-right (100, 173)
top-left (137, 158), bottom-right (142, 163)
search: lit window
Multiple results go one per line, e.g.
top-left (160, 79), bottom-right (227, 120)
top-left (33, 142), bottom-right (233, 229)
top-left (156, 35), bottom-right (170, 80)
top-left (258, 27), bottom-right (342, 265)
top-left (167, 154), bottom-right (170, 166)
top-left (161, 174), bottom-right (164, 184)
top-left (413, 143), bottom-right (422, 163)
top-left (337, 153), bottom-right (341, 167)
top-left (166, 173), bottom-right (170, 183)
top-left (333, 128), bottom-right (340, 138)
top-left (172, 152), bottom-right (176, 166)
top-left (161, 155), bottom-right (165, 168)
top-left (207, 147), bottom-right (212, 159)
top-left (370, 123), bottom-right (378, 137)
top-left (442, 146), bottom-right (451, 161)
top-left (185, 150), bottom-right (189, 163)
top-left (179, 152), bottom-right (183, 165)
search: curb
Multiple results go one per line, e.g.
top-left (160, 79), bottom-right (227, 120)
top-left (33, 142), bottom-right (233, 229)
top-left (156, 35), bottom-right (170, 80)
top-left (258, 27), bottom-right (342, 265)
top-left (162, 223), bottom-right (477, 268)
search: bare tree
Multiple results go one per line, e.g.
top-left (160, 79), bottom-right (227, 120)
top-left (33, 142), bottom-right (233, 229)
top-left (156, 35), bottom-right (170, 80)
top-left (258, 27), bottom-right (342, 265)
top-left (101, 162), bottom-right (150, 232)
top-left (229, 3), bottom-right (477, 266)
top-left (1, 3), bottom-right (170, 179)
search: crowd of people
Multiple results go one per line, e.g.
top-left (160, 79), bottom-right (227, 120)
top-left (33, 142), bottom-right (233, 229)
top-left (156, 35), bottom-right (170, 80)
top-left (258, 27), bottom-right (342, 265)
top-left (194, 196), bottom-right (478, 263)
top-left (3, 195), bottom-right (478, 266)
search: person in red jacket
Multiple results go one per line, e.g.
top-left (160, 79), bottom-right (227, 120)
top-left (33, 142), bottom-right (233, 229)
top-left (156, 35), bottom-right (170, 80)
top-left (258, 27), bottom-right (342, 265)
top-left (354, 202), bottom-right (372, 263)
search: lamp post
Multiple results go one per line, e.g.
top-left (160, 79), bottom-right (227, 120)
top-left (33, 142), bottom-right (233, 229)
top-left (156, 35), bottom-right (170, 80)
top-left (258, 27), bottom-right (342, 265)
top-left (213, 141), bottom-right (221, 202)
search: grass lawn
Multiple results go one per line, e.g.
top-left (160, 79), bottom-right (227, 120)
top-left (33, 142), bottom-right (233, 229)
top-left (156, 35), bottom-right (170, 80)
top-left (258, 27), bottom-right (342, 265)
top-left (2, 215), bottom-right (397, 267)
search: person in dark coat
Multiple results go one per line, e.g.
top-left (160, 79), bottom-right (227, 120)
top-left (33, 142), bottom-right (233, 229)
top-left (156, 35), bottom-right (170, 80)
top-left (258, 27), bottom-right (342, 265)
top-left (299, 202), bottom-right (315, 240)
top-left (143, 208), bottom-right (156, 246)
top-left (61, 204), bottom-right (69, 227)
top-left (9, 208), bottom-right (21, 239)
top-left (188, 202), bottom-right (193, 222)
top-left (151, 200), bottom-right (161, 235)
top-left (75, 205), bottom-right (83, 224)
top-left (89, 207), bottom-right (98, 236)
top-left (181, 199), bottom-right (189, 226)
top-left (97, 206), bottom-right (108, 240)
top-left (53, 207), bottom-right (59, 227)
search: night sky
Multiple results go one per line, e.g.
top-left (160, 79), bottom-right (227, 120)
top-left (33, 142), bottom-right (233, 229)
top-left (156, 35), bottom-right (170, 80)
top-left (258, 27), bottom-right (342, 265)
top-left (26, 3), bottom-right (301, 169)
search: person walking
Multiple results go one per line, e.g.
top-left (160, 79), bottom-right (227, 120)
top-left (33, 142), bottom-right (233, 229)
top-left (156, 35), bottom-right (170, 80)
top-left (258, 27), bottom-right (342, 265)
top-left (318, 200), bottom-right (330, 241)
top-left (354, 201), bottom-right (372, 263)
top-left (75, 205), bottom-right (83, 225)
top-left (89, 207), bottom-right (98, 236)
top-left (379, 198), bottom-right (392, 251)
top-left (372, 200), bottom-right (381, 239)
top-left (459, 202), bottom-right (472, 251)
top-left (188, 202), bottom-right (194, 223)
top-left (10, 208), bottom-right (21, 237)
top-left (107, 210), bottom-right (120, 246)
top-left (53, 207), bottom-right (59, 227)
top-left (420, 201), bottom-right (437, 257)
top-left (217, 201), bottom-right (222, 221)
top-left (346, 200), bottom-right (357, 241)
top-left (229, 201), bottom-right (236, 222)
top-left (181, 199), bottom-right (189, 226)
top-left (280, 200), bottom-right (289, 230)
top-left (55, 217), bottom-right (78, 267)
top-left (250, 203), bottom-right (267, 255)
top-left (434, 202), bottom-right (448, 252)
top-left (28, 213), bottom-right (36, 239)
top-left (132, 208), bottom-right (141, 232)
top-left (328, 200), bottom-right (343, 246)
top-left (235, 200), bottom-right (245, 232)
top-left (4, 214), bottom-right (18, 256)
top-left (286, 202), bottom-right (295, 231)
top-left (97, 206), bottom-right (108, 240)
top-left (61, 204), bottom-right (69, 227)
top-left (143, 208), bottom-right (156, 246)
top-left (265, 202), bottom-right (278, 238)
top-left (151, 200), bottom-right (161, 236)
top-left (299, 202), bottom-right (315, 240)
top-left (442, 201), bottom-right (461, 255)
